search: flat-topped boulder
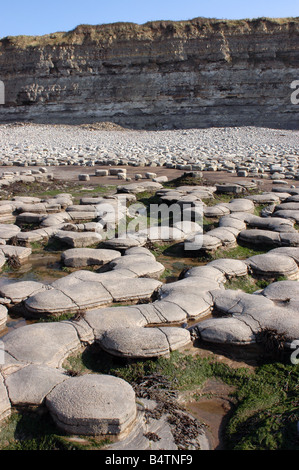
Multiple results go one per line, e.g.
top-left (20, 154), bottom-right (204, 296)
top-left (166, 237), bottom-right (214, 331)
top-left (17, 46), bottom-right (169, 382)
top-left (158, 278), bottom-right (222, 319)
top-left (139, 226), bottom-right (185, 242)
top-left (279, 232), bottom-right (299, 247)
top-left (246, 253), bottom-right (299, 280)
top-left (0, 245), bottom-right (32, 263)
top-left (68, 211), bottom-right (97, 222)
top-left (85, 306), bottom-right (148, 341)
top-left (15, 230), bottom-right (44, 243)
top-left (66, 204), bottom-right (97, 213)
top-left (243, 214), bottom-right (294, 232)
top-left (206, 227), bottom-right (237, 248)
top-left (16, 212), bottom-right (45, 224)
top-left (99, 277), bottom-right (162, 303)
top-left (196, 317), bottom-right (255, 345)
top-left (0, 224), bottom-right (20, 240)
top-left (80, 196), bottom-right (105, 205)
top-left (247, 193), bottom-right (281, 204)
top-left (13, 196), bottom-right (41, 204)
top-left (261, 280), bottom-right (299, 302)
top-left (199, 234), bottom-right (222, 251)
top-left (124, 246), bottom-right (156, 258)
top-left (271, 187), bottom-right (297, 195)
top-left (46, 194), bottom-right (73, 209)
top-left (227, 198), bottom-right (254, 213)
top-left (46, 374), bottom-right (137, 436)
top-left (212, 289), bottom-right (274, 316)
top-left (14, 202), bottom-right (48, 214)
top-left (2, 322), bottom-right (81, 368)
top-left (25, 278), bottom-right (112, 316)
top-left (40, 212), bottom-right (71, 227)
top-left (184, 265), bottom-right (226, 284)
top-left (100, 235), bottom-right (146, 250)
top-left (218, 216), bottom-right (246, 231)
top-left (268, 247), bottom-right (299, 265)
top-left (172, 220), bottom-right (203, 236)
top-left (204, 204), bottom-right (230, 218)
top-left (274, 202), bottom-right (299, 211)
top-left (5, 364), bottom-right (68, 406)
top-left (272, 210), bottom-right (299, 223)
top-left (61, 248), bottom-right (121, 267)
top-left (54, 230), bottom-right (102, 248)
top-left (142, 300), bottom-right (189, 324)
top-left (0, 280), bottom-right (47, 303)
top-left (109, 254), bottom-right (165, 279)
top-left (285, 195), bottom-right (299, 203)
top-left (196, 287), bottom-right (299, 345)
top-left (24, 271), bottom-right (162, 316)
top-left (100, 326), bottom-right (191, 358)
top-left (238, 229), bottom-right (281, 246)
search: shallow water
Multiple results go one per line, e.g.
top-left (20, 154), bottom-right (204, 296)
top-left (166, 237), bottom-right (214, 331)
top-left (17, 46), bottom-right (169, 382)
top-left (186, 398), bottom-right (232, 450)
top-left (0, 252), bottom-right (68, 336)
top-left (2, 252), bottom-right (67, 284)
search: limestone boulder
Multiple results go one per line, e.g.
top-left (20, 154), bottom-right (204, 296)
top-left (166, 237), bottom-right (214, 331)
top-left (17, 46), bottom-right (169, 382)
top-left (0, 280), bottom-right (47, 303)
top-left (100, 326), bottom-right (191, 358)
top-left (261, 280), bottom-right (299, 302)
top-left (46, 374), bottom-right (137, 436)
top-left (208, 258), bottom-right (248, 278)
top-left (85, 306), bottom-right (148, 341)
top-left (61, 248), bottom-right (121, 267)
top-left (54, 230), bottom-right (102, 248)
top-left (109, 254), bottom-right (165, 279)
top-left (0, 305), bottom-right (7, 328)
top-left (0, 224), bottom-right (20, 240)
top-left (196, 317), bottom-right (255, 344)
top-left (2, 322), bottom-right (81, 368)
top-left (246, 253), bottom-right (299, 280)
top-left (5, 364), bottom-right (68, 406)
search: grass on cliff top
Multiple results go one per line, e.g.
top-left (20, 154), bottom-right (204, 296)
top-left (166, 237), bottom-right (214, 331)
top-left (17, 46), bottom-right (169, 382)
top-left (1, 17), bottom-right (297, 47)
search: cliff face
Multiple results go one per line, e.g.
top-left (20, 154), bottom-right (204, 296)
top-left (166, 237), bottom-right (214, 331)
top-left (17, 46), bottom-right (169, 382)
top-left (0, 17), bottom-right (298, 129)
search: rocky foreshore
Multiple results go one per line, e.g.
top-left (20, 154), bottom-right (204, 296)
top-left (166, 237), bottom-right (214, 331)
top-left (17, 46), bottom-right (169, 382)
top-left (0, 125), bottom-right (298, 177)
top-left (0, 124), bottom-right (298, 450)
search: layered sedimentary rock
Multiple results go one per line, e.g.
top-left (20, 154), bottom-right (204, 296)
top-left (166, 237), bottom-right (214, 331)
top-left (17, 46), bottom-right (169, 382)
top-left (0, 17), bottom-right (298, 129)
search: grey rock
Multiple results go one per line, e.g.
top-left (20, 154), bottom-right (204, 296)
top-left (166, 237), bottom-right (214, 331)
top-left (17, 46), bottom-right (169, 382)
top-left (5, 364), bottom-right (68, 406)
top-left (0, 373), bottom-right (11, 421)
top-left (61, 248), bottom-right (121, 267)
top-left (46, 374), bottom-right (137, 436)
top-left (100, 326), bottom-right (191, 358)
top-left (2, 322), bottom-right (81, 368)
top-left (246, 253), bottom-right (299, 279)
top-left (208, 258), bottom-right (248, 278)
top-left (196, 317), bottom-right (255, 344)
top-left (54, 230), bottom-right (102, 248)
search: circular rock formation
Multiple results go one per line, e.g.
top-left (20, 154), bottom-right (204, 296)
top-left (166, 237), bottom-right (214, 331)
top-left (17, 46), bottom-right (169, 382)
top-left (46, 374), bottom-right (137, 436)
